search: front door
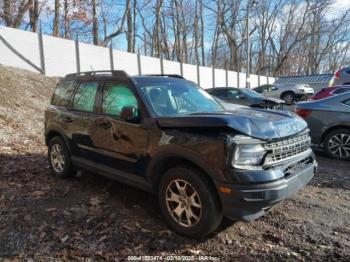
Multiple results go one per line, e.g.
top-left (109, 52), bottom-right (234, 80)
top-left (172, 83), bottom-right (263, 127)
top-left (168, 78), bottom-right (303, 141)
top-left (90, 81), bottom-right (148, 175)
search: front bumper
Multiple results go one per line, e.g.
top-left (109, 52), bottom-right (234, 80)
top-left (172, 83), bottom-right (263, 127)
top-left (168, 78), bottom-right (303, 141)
top-left (216, 157), bottom-right (317, 221)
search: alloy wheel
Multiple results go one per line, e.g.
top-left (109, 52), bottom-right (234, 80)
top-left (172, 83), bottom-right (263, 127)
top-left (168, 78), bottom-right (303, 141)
top-left (327, 133), bottom-right (350, 158)
top-left (165, 179), bottom-right (202, 227)
top-left (284, 94), bottom-right (295, 105)
top-left (50, 143), bottom-right (65, 173)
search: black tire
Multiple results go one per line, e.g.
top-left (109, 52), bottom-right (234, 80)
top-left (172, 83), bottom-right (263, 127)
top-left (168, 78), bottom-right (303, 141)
top-left (48, 136), bottom-right (75, 178)
top-left (323, 129), bottom-right (350, 160)
top-left (281, 92), bottom-right (297, 105)
top-left (158, 166), bottom-right (223, 238)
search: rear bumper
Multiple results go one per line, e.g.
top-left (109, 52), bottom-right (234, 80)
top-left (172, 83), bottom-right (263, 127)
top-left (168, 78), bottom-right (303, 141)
top-left (216, 158), bottom-right (317, 221)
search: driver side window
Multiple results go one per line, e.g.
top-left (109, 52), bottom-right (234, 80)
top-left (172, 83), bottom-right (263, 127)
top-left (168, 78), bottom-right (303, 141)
top-left (102, 83), bottom-right (138, 118)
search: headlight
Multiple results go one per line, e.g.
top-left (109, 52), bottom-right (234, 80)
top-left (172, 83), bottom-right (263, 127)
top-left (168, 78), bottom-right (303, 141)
top-left (298, 89), bottom-right (305, 94)
top-left (232, 144), bottom-right (266, 167)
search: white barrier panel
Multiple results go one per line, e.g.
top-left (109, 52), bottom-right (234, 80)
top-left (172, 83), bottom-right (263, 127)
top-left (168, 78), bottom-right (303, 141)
top-left (250, 74), bottom-right (259, 88)
top-left (228, 71), bottom-right (238, 87)
top-left (0, 26), bottom-right (274, 86)
top-left (43, 35), bottom-right (76, 76)
top-left (113, 50), bottom-right (138, 76)
top-left (79, 42), bottom-right (110, 72)
top-left (199, 66), bottom-right (213, 89)
top-left (214, 68), bottom-right (226, 87)
top-left (182, 63), bottom-right (197, 84)
top-left (163, 59), bottom-right (181, 75)
top-left (0, 27), bottom-right (40, 72)
top-left (140, 55), bottom-right (161, 75)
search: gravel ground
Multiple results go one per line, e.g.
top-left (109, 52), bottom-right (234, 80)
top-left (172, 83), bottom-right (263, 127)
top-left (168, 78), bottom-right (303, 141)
top-left (0, 65), bottom-right (349, 261)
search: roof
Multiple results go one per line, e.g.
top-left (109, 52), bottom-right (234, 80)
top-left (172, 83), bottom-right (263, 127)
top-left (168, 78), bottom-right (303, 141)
top-left (275, 74), bottom-right (333, 84)
top-left (131, 75), bottom-right (193, 85)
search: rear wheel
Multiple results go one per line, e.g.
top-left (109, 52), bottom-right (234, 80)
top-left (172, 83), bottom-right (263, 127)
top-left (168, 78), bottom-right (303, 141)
top-left (158, 166), bottom-right (223, 238)
top-left (281, 92), bottom-right (297, 105)
top-left (324, 129), bottom-right (350, 160)
top-left (48, 136), bottom-right (75, 178)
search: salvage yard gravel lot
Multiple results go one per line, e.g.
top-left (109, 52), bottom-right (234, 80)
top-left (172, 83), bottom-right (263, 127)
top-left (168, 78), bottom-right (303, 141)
top-left (0, 65), bottom-right (349, 260)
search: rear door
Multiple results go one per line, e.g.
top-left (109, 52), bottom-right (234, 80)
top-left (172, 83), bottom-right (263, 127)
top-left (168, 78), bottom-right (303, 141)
top-left (90, 80), bottom-right (148, 175)
top-left (68, 81), bottom-right (101, 160)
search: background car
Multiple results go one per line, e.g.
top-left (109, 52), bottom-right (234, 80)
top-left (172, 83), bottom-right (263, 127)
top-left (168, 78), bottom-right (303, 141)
top-left (254, 83), bottom-right (314, 105)
top-left (295, 93), bottom-right (350, 160)
top-left (206, 87), bottom-right (285, 109)
top-left (310, 85), bottom-right (350, 100)
top-left (328, 67), bottom-right (350, 87)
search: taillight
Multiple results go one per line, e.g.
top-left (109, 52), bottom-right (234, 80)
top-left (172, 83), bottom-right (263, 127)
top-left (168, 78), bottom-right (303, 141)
top-left (335, 70), bottom-right (341, 78)
top-left (295, 108), bottom-right (312, 118)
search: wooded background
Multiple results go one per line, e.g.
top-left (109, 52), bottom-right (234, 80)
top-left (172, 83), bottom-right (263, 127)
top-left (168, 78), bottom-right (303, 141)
top-left (1, 0), bottom-right (350, 77)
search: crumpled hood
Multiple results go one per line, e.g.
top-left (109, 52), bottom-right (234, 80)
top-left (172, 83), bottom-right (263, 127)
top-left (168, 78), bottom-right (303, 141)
top-left (156, 108), bottom-right (307, 141)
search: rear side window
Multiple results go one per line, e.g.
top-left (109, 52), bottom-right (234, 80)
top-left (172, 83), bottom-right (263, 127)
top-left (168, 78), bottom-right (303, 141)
top-left (102, 83), bottom-right (138, 117)
top-left (210, 89), bottom-right (227, 97)
top-left (72, 82), bottom-right (99, 112)
top-left (51, 80), bottom-right (76, 106)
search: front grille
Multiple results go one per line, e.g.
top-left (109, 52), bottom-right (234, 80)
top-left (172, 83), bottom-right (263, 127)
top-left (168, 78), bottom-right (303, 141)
top-left (283, 157), bottom-right (312, 176)
top-left (264, 133), bottom-right (311, 164)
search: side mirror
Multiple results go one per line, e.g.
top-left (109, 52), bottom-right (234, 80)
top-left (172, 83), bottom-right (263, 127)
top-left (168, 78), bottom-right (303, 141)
top-left (270, 86), bottom-right (277, 91)
top-left (120, 106), bottom-right (140, 123)
top-left (239, 93), bottom-right (246, 99)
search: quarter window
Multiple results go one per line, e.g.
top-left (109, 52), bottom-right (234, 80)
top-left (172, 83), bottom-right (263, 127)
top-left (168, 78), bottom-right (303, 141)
top-left (72, 82), bottom-right (98, 112)
top-left (102, 83), bottom-right (138, 117)
top-left (51, 80), bottom-right (76, 106)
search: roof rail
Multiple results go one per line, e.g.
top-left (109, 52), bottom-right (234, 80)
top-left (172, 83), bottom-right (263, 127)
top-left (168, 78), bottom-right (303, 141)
top-left (65, 70), bottom-right (129, 79)
top-left (145, 74), bottom-right (184, 79)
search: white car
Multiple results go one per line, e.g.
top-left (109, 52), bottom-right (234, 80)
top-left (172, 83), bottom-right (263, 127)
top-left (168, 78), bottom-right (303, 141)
top-left (254, 84), bottom-right (314, 105)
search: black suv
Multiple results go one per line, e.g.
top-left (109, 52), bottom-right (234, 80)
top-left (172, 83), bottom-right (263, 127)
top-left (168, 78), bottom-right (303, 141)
top-left (45, 71), bottom-right (317, 238)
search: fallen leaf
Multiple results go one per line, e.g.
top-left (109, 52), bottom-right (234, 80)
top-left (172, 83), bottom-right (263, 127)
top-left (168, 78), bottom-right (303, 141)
top-left (45, 208), bottom-right (57, 212)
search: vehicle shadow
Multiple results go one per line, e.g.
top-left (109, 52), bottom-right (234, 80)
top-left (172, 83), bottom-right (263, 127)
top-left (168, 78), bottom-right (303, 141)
top-left (0, 153), bottom-right (226, 257)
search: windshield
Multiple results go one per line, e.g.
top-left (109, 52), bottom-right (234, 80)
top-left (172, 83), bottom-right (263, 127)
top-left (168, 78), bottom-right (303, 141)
top-left (139, 83), bottom-right (224, 116)
top-left (240, 88), bottom-right (264, 98)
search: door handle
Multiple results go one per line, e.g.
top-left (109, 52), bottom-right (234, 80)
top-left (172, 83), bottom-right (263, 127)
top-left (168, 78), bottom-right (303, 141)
top-left (63, 116), bottom-right (73, 123)
top-left (99, 121), bottom-right (111, 129)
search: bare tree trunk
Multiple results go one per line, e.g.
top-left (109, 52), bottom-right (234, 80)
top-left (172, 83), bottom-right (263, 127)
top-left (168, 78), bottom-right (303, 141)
top-left (152, 0), bottom-right (164, 57)
top-left (132, 0), bottom-right (137, 53)
top-left (92, 0), bottom-right (99, 45)
top-left (29, 0), bottom-right (39, 32)
top-left (126, 0), bottom-right (133, 52)
top-left (199, 0), bottom-right (205, 66)
top-left (53, 0), bottom-right (60, 36)
top-left (3, 0), bottom-right (32, 28)
top-left (63, 0), bottom-right (69, 38)
top-left (193, 1), bottom-right (199, 64)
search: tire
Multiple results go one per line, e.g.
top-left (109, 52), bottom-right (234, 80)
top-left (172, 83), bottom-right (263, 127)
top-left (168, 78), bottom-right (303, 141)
top-left (323, 129), bottom-right (350, 160)
top-left (281, 92), bottom-right (297, 105)
top-left (48, 136), bottom-right (75, 178)
top-left (158, 166), bottom-right (223, 238)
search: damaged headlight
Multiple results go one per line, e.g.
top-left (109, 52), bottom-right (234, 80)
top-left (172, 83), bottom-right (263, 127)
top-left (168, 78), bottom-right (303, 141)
top-left (231, 136), bottom-right (266, 167)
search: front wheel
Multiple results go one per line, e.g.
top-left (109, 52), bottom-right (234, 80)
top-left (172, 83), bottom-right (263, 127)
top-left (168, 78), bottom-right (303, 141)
top-left (281, 92), bottom-right (297, 105)
top-left (324, 129), bottom-right (350, 160)
top-left (159, 166), bottom-right (223, 238)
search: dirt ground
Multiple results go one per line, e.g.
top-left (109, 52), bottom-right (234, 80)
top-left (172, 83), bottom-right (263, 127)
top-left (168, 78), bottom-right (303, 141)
top-left (0, 65), bottom-right (349, 261)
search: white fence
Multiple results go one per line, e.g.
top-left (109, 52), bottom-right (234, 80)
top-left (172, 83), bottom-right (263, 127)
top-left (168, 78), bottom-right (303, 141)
top-left (0, 26), bottom-right (274, 89)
